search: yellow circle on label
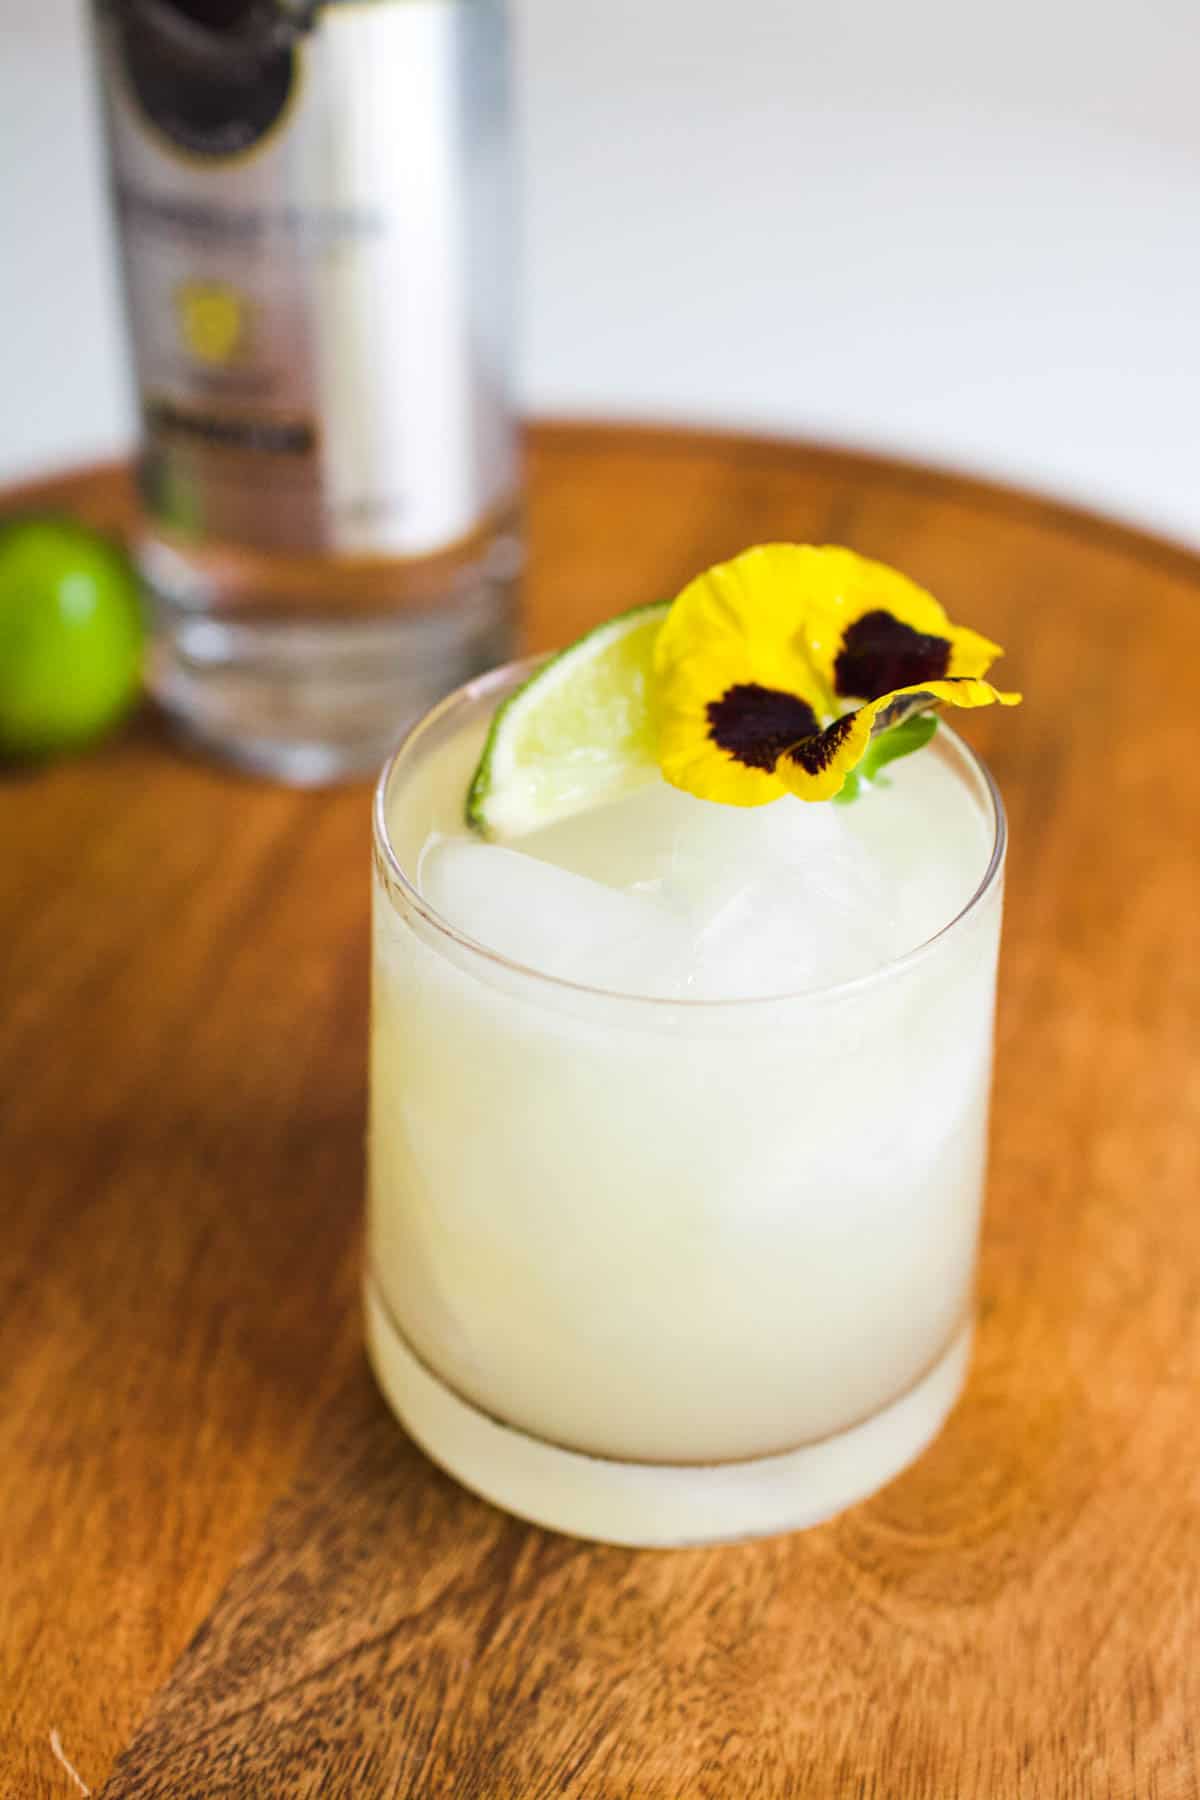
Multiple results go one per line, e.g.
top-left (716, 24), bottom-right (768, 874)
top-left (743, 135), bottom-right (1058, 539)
top-left (174, 281), bottom-right (247, 366)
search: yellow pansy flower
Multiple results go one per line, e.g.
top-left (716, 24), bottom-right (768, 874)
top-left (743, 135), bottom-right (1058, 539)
top-left (655, 544), bottom-right (1020, 805)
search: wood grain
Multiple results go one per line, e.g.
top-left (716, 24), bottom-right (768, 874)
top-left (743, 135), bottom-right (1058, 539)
top-left (2, 427), bottom-right (1198, 1798)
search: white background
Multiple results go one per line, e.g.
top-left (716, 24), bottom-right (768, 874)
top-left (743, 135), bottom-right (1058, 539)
top-left (1, 0), bottom-right (1195, 542)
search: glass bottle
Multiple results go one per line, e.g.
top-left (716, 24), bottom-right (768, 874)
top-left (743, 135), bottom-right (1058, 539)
top-left (92, 0), bottom-right (520, 782)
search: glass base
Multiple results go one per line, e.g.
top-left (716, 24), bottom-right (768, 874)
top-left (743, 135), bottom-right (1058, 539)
top-left (364, 1279), bottom-right (973, 1547)
top-left (141, 545), bottom-right (518, 786)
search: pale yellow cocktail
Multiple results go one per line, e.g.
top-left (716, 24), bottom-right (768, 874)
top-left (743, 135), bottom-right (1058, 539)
top-left (366, 655), bottom-right (1005, 1545)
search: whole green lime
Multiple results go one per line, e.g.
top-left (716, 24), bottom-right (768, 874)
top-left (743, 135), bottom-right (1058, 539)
top-left (0, 516), bottom-right (144, 758)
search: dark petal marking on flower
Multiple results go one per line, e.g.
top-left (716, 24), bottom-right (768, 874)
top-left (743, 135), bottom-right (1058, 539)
top-left (705, 683), bottom-right (821, 772)
top-left (784, 710), bottom-right (858, 776)
top-left (833, 609), bottom-right (951, 700)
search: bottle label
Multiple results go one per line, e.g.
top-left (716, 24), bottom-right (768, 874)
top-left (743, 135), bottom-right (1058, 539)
top-left (95, 0), bottom-right (517, 560)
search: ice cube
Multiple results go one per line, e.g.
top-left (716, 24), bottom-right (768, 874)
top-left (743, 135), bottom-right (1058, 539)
top-left (672, 855), bottom-right (899, 999)
top-left (420, 839), bottom-right (687, 994)
top-left (632, 788), bottom-right (900, 997)
top-left (509, 783), bottom-right (906, 998)
top-left (523, 781), bottom-right (849, 901)
top-left (421, 752), bottom-right (992, 1004)
top-left (838, 754), bottom-right (991, 951)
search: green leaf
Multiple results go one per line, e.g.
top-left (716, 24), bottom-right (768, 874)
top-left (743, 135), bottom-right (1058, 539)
top-left (832, 712), bottom-right (938, 804)
top-left (861, 710), bottom-right (939, 782)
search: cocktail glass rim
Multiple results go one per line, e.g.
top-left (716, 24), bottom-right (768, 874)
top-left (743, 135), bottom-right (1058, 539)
top-left (373, 656), bottom-right (1007, 1011)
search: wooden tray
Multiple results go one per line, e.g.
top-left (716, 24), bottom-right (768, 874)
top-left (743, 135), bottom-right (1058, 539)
top-left (4, 425), bottom-right (1197, 1797)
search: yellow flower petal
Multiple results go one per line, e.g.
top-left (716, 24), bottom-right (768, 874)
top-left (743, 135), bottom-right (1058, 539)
top-left (655, 546), bottom-right (828, 806)
top-left (795, 546), bottom-right (1005, 701)
top-left (659, 680), bottom-right (827, 806)
top-left (778, 677), bottom-right (1022, 802)
top-left (773, 705), bottom-right (877, 802)
top-left (654, 545), bottom-right (827, 697)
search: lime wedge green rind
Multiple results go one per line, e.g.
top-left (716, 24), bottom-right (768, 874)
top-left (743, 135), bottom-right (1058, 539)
top-left (466, 599), bottom-right (670, 840)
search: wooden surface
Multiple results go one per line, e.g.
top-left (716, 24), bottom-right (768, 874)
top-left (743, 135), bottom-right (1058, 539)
top-left (3, 424), bottom-right (1199, 1799)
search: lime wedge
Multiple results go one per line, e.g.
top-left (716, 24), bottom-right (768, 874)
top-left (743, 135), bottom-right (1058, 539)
top-left (467, 600), bottom-right (669, 839)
